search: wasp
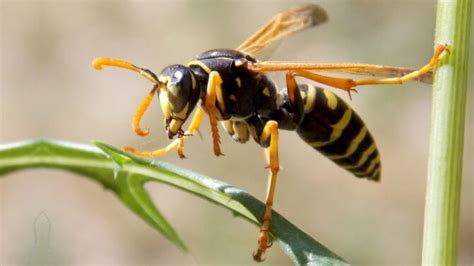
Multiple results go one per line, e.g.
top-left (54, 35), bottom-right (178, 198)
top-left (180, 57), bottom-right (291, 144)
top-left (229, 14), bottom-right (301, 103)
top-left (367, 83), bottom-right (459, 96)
top-left (92, 4), bottom-right (448, 262)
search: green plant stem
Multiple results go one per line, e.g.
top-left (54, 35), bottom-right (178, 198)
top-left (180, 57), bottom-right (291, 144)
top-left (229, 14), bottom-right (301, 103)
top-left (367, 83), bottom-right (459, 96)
top-left (422, 0), bottom-right (471, 265)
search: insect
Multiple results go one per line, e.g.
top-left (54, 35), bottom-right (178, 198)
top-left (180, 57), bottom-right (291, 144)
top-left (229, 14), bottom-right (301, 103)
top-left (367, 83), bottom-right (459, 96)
top-left (92, 4), bottom-right (448, 262)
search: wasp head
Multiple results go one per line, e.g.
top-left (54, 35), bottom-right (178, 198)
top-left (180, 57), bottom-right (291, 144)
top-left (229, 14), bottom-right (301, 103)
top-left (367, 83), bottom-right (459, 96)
top-left (158, 65), bottom-right (200, 139)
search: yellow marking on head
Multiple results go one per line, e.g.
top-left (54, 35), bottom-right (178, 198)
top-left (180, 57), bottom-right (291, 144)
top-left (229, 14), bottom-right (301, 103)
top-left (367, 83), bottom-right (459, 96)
top-left (169, 119), bottom-right (184, 135)
top-left (323, 89), bottom-right (338, 110)
top-left (159, 90), bottom-right (171, 119)
top-left (187, 60), bottom-right (212, 74)
top-left (158, 75), bottom-right (171, 84)
top-left (229, 94), bottom-right (237, 101)
top-left (327, 126), bottom-right (368, 160)
top-left (310, 108), bottom-right (352, 147)
top-left (173, 103), bottom-right (190, 120)
top-left (304, 84), bottom-right (317, 113)
top-left (263, 87), bottom-right (271, 96)
top-left (344, 142), bottom-right (377, 170)
top-left (235, 78), bottom-right (242, 87)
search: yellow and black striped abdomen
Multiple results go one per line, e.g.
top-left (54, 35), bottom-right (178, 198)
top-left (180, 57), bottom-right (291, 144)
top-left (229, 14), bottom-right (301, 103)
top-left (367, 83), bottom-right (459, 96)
top-left (296, 84), bottom-right (381, 181)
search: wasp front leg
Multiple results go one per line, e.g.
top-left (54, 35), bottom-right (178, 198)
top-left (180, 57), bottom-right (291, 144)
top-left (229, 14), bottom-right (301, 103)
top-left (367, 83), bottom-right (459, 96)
top-left (175, 108), bottom-right (205, 158)
top-left (254, 120), bottom-right (280, 262)
top-left (124, 108), bottom-right (204, 157)
top-left (204, 71), bottom-right (226, 156)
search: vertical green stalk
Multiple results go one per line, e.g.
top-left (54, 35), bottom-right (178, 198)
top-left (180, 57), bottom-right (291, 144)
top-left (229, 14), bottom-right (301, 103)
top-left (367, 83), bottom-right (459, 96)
top-left (422, 0), bottom-right (471, 265)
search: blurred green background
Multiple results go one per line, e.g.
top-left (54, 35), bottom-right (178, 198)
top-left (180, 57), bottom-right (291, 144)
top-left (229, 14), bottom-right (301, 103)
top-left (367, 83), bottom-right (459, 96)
top-left (1, 0), bottom-right (472, 265)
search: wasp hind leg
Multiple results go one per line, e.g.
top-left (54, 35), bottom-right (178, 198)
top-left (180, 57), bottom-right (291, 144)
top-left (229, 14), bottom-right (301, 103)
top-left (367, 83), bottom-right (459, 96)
top-left (252, 43), bottom-right (449, 99)
top-left (253, 120), bottom-right (279, 262)
top-left (353, 43), bottom-right (449, 87)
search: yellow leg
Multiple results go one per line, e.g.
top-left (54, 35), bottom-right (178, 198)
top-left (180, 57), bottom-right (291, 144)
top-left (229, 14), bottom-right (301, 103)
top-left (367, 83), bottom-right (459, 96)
top-left (205, 71), bottom-right (225, 156)
top-left (263, 44), bottom-right (449, 99)
top-left (123, 108), bottom-right (204, 157)
top-left (177, 138), bottom-right (186, 159)
top-left (253, 120), bottom-right (279, 262)
top-left (354, 44), bottom-right (449, 86)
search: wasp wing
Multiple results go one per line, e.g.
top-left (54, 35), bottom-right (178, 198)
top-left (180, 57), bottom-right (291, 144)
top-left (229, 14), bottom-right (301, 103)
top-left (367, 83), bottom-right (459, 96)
top-left (236, 4), bottom-right (328, 58)
top-left (248, 62), bottom-right (433, 84)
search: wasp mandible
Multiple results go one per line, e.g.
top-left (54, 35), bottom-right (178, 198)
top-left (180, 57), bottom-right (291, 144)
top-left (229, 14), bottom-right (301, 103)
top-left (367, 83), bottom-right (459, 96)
top-left (92, 4), bottom-right (448, 262)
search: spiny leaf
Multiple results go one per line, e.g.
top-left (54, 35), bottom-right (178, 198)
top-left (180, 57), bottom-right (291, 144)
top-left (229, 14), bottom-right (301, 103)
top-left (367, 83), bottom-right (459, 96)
top-left (0, 139), bottom-right (348, 265)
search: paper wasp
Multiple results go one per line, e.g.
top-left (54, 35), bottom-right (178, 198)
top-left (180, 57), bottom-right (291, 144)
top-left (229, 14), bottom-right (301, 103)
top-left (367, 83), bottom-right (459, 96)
top-left (92, 4), bottom-right (448, 262)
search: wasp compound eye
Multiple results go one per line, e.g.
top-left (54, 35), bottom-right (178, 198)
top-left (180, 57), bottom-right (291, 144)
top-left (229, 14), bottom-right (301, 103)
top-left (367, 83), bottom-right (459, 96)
top-left (160, 65), bottom-right (197, 113)
top-left (158, 65), bottom-right (201, 139)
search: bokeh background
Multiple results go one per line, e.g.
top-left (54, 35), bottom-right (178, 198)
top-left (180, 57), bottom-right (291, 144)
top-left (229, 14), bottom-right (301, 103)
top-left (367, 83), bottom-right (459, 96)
top-left (1, 0), bottom-right (472, 265)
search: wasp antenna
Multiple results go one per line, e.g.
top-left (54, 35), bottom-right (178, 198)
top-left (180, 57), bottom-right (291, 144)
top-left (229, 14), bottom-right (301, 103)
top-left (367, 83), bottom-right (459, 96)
top-left (140, 69), bottom-right (160, 84)
top-left (132, 84), bottom-right (161, 137)
top-left (92, 57), bottom-right (159, 84)
top-left (92, 57), bottom-right (139, 71)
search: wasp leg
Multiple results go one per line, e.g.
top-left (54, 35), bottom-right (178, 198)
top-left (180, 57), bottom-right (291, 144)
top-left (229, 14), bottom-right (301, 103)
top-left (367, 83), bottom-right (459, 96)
top-left (205, 71), bottom-right (225, 156)
top-left (253, 120), bottom-right (279, 262)
top-left (176, 138), bottom-right (186, 159)
top-left (354, 44), bottom-right (448, 86)
top-left (284, 72), bottom-right (307, 124)
top-left (250, 43), bottom-right (449, 98)
top-left (249, 62), bottom-right (435, 83)
top-left (175, 108), bottom-right (205, 158)
top-left (123, 108), bottom-right (205, 157)
top-left (286, 69), bottom-right (358, 98)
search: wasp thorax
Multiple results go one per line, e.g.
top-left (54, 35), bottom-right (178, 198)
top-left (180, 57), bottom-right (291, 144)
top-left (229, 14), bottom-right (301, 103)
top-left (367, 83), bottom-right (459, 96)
top-left (158, 65), bottom-right (200, 139)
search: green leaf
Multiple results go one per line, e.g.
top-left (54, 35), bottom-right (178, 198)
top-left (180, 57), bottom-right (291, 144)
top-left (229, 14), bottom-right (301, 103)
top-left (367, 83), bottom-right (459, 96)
top-left (0, 139), bottom-right (347, 265)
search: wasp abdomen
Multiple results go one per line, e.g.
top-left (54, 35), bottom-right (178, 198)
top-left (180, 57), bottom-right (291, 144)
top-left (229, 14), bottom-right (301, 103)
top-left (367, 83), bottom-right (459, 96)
top-left (295, 84), bottom-right (381, 181)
